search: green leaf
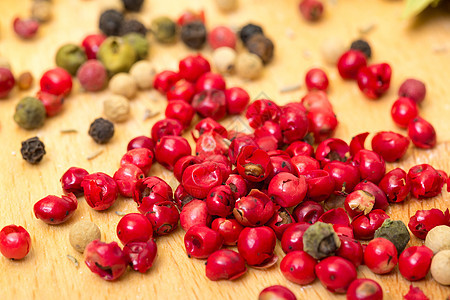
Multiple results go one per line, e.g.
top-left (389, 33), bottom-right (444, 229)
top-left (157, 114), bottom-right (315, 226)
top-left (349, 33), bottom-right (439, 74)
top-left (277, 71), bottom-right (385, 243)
top-left (403, 0), bottom-right (442, 18)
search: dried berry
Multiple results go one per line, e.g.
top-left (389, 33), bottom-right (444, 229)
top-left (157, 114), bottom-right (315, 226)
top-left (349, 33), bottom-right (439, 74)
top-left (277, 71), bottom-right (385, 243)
top-left (350, 39), bottom-right (372, 59)
top-left (302, 222), bottom-right (341, 259)
top-left (103, 95), bottom-right (130, 123)
top-left (84, 240), bottom-right (128, 281)
top-left (123, 240), bottom-right (157, 273)
top-left (119, 19), bottom-right (147, 36)
top-left (31, 0), bottom-right (52, 23)
top-left (109, 72), bottom-right (137, 99)
top-left (17, 71), bottom-right (33, 90)
top-left (239, 23), bottom-right (263, 45)
top-left (299, 0), bottom-right (324, 22)
top-left (55, 44), bottom-right (87, 76)
top-left (20, 136), bottom-right (46, 164)
top-left (212, 47), bottom-right (236, 74)
top-left (34, 193), bottom-right (78, 225)
top-left (121, 0), bottom-right (144, 11)
top-left (122, 32), bottom-right (149, 60)
top-left (347, 279), bottom-right (383, 300)
top-left (235, 52), bottom-right (263, 80)
top-left (0, 68), bottom-right (15, 98)
top-left (315, 256), bottom-right (356, 293)
top-left (374, 219), bottom-right (410, 255)
top-left (398, 78), bottom-right (426, 104)
top-left (13, 17), bottom-right (39, 39)
top-left (129, 61), bottom-right (155, 89)
top-left (69, 221), bottom-right (101, 253)
top-left (430, 250), bottom-right (450, 286)
top-left (97, 37), bottom-right (137, 75)
top-left (88, 118), bottom-right (115, 144)
top-left (0, 225), bottom-right (31, 260)
top-left (40, 67), bottom-right (73, 96)
top-left (60, 167), bottom-right (89, 196)
top-left (425, 225), bottom-right (450, 254)
top-left (99, 9), bottom-right (124, 36)
top-left (246, 34), bottom-right (274, 64)
top-left (151, 16), bottom-right (177, 43)
top-left (14, 97), bottom-right (46, 130)
top-left (77, 60), bottom-right (108, 92)
top-left (181, 21), bottom-right (207, 49)
top-left (399, 246), bottom-right (433, 281)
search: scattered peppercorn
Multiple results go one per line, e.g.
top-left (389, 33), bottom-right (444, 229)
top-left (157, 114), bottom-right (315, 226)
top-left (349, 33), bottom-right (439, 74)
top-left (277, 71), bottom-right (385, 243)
top-left (122, 32), bottom-right (149, 60)
top-left (69, 221), bottom-right (101, 253)
top-left (239, 23), bottom-right (263, 46)
top-left (31, 0), bottom-right (52, 23)
top-left (321, 37), bottom-right (346, 65)
top-left (119, 19), bottom-right (147, 36)
top-left (0, 56), bottom-right (11, 69)
top-left (103, 95), bottom-right (130, 122)
top-left (14, 96), bottom-right (46, 130)
top-left (17, 71), bottom-right (33, 90)
top-left (129, 60), bottom-right (155, 89)
top-left (151, 16), bottom-right (177, 43)
top-left (109, 72), bottom-right (137, 99)
top-left (13, 17), bottom-right (39, 39)
top-left (350, 39), bottom-right (372, 59)
top-left (55, 44), bottom-right (88, 76)
top-left (88, 118), bottom-right (115, 144)
top-left (303, 222), bottom-right (341, 259)
top-left (121, 0), bottom-right (144, 12)
top-left (212, 47), bottom-right (236, 74)
top-left (99, 9), bottom-right (124, 36)
top-left (374, 219), bottom-right (410, 255)
top-left (181, 21), bottom-right (207, 49)
top-left (20, 136), bottom-right (46, 164)
top-left (97, 37), bottom-right (137, 75)
top-left (425, 225), bottom-right (450, 254)
top-left (235, 52), bottom-right (263, 80)
top-left (245, 34), bottom-right (274, 64)
top-left (430, 250), bottom-right (450, 286)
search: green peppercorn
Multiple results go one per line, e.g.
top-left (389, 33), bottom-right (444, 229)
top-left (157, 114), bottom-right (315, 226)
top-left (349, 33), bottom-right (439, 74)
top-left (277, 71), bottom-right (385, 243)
top-left (97, 37), bottom-right (137, 76)
top-left (88, 117), bottom-right (114, 144)
top-left (151, 16), bottom-right (177, 43)
top-left (20, 136), bottom-right (46, 164)
top-left (181, 21), bottom-right (206, 49)
top-left (122, 32), bottom-right (149, 60)
top-left (246, 34), bottom-right (274, 64)
top-left (374, 219), bottom-right (410, 255)
top-left (303, 222), bottom-right (341, 259)
top-left (55, 44), bottom-right (87, 76)
top-left (14, 96), bottom-right (46, 130)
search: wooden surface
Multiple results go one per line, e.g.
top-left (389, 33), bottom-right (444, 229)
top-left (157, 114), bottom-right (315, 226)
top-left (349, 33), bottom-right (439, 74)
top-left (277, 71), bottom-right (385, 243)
top-left (0, 0), bottom-right (450, 299)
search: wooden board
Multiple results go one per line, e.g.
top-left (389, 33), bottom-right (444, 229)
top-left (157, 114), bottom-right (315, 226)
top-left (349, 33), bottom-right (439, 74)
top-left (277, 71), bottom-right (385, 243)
top-left (0, 0), bottom-right (449, 299)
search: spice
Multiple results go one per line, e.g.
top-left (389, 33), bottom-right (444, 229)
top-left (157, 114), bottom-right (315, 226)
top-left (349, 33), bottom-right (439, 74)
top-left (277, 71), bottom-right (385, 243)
top-left (122, 32), bottom-right (149, 60)
top-left (302, 222), bottom-right (341, 259)
top-left (109, 73), bottom-right (137, 99)
top-left (151, 16), bottom-right (177, 43)
top-left (60, 129), bottom-right (78, 134)
top-left (129, 61), bottom-right (156, 89)
top-left (20, 136), bottom-right (46, 164)
top-left (374, 219), bottom-right (410, 255)
top-left (88, 118), bottom-right (115, 144)
top-left (87, 149), bottom-right (104, 160)
top-left (119, 19), bottom-right (147, 36)
top-left (121, 0), bottom-right (144, 12)
top-left (0, 68), bottom-right (15, 98)
top-left (299, 0), bottom-right (324, 22)
top-left (0, 225), bottom-right (31, 260)
top-left (76, 60), bottom-right (108, 92)
top-left (16, 71), bottom-right (33, 90)
top-left (99, 9), bottom-right (124, 36)
top-left (239, 23), bottom-right (263, 46)
top-left (212, 47), bottom-right (236, 74)
top-left (235, 52), bottom-right (263, 80)
top-left (425, 225), bottom-right (450, 254)
top-left (69, 221), bottom-right (101, 253)
top-left (97, 37), bottom-right (137, 75)
top-left (14, 97), bottom-right (46, 130)
top-left (430, 250), bottom-right (450, 285)
top-left (320, 37), bottom-right (346, 65)
top-left (103, 95), bottom-right (130, 122)
top-left (350, 39), bottom-right (372, 59)
top-left (246, 34), bottom-right (274, 64)
top-left (215, 0), bottom-right (238, 12)
top-left (55, 44), bottom-right (87, 76)
top-left (180, 21), bottom-right (207, 49)
top-left (13, 17), bottom-right (39, 39)
top-left (31, 0), bottom-right (52, 23)
top-left (208, 26), bottom-right (237, 50)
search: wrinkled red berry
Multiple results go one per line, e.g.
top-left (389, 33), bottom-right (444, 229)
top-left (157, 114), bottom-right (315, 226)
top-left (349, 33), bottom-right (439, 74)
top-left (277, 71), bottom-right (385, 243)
top-left (226, 174), bottom-right (248, 200)
top-left (364, 237), bottom-right (398, 274)
top-left (398, 78), bottom-right (426, 104)
top-left (84, 240), bottom-right (128, 281)
top-left (344, 190), bottom-right (375, 219)
top-left (211, 218), bottom-right (244, 246)
top-left (302, 170), bottom-right (334, 202)
top-left (40, 67), bottom-right (73, 96)
top-left (371, 131), bottom-right (410, 162)
top-left (266, 208), bottom-right (295, 240)
top-left (173, 155), bottom-right (202, 183)
top-left (399, 246), bottom-right (433, 281)
top-left (153, 70), bottom-right (181, 94)
top-left (280, 103), bottom-right (309, 144)
top-left (305, 68), bottom-right (329, 91)
top-left (116, 213), bottom-right (153, 245)
top-left (268, 172), bottom-right (307, 208)
top-left (349, 132), bottom-right (369, 157)
top-left (318, 208), bottom-right (351, 227)
top-left (173, 184), bottom-right (194, 210)
top-left (34, 193), bottom-right (78, 224)
top-left (281, 223), bottom-right (310, 253)
top-left (408, 164), bottom-right (445, 199)
top-left (238, 226), bottom-right (277, 267)
top-left (182, 162), bottom-right (222, 199)
top-left (165, 100), bottom-right (195, 127)
top-left (323, 161), bottom-right (360, 194)
top-left (408, 208), bottom-right (450, 240)
top-left (155, 136), bottom-right (191, 171)
top-left (337, 50), bottom-right (367, 80)
top-left (315, 256), bottom-right (357, 293)
top-left (281, 250), bottom-right (317, 285)
top-left (237, 145), bottom-right (273, 182)
top-left (291, 155), bottom-right (320, 176)
top-left (192, 89), bottom-right (227, 120)
top-left (81, 172), bottom-right (118, 211)
top-left (145, 201), bottom-right (179, 236)
top-left (356, 63), bottom-right (392, 99)
top-left (246, 99), bottom-right (281, 129)
top-left (225, 87), bottom-right (250, 115)
top-left (353, 180), bottom-right (389, 211)
top-left (123, 239), bottom-right (157, 273)
top-left (0, 225), bottom-right (31, 260)
top-left (180, 199), bottom-right (212, 231)
top-left (315, 138), bottom-right (349, 167)
top-left (307, 108), bottom-right (339, 143)
top-left (196, 130), bottom-right (229, 157)
top-left (132, 176), bottom-right (173, 214)
top-left (404, 285), bottom-right (429, 300)
top-left (347, 278), bottom-right (383, 300)
top-left (299, 0), bottom-right (324, 21)
top-left (286, 141), bottom-right (314, 157)
top-left (379, 168), bottom-right (411, 203)
top-left (205, 249), bottom-right (247, 281)
top-left (184, 225), bottom-right (223, 259)
top-left (351, 209), bottom-right (389, 240)
top-left (114, 164), bottom-right (145, 198)
top-left (233, 189), bottom-right (276, 227)
top-left (391, 97), bottom-right (419, 128)
top-left (407, 117), bottom-right (436, 149)
top-left (151, 118), bottom-right (184, 142)
top-left (259, 285), bottom-right (297, 300)
top-left (205, 185), bottom-right (235, 217)
top-left (60, 167), bottom-right (89, 196)
top-left (292, 201), bottom-right (324, 224)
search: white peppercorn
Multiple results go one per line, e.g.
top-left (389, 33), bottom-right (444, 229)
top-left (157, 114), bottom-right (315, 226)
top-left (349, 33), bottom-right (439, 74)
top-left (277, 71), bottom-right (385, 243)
top-left (103, 95), bottom-right (130, 122)
top-left (109, 72), bottom-right (137, 99)
top-left (212, 47), bottom-right (236, 74)
top-left (235, 52), bottom-right (263, 80)
top-left (129, 61), bottom-right (155, 89)
top-left (69, 221), bottom-right (101, 253)
top-left (321, 37), bottom-right (346, 65)
top-left (31, 0), bottom-right (52, 23)
top-left (425, 225), bottom-right (450, 254)
top-left (215, 0), bottom-right (238, 12)
top-left (430, 250), bottom-right (450, 285)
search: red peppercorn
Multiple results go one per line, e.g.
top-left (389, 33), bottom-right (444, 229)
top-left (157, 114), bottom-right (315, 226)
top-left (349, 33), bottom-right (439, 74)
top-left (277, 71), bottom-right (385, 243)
top-left (280, 103), bottom-right (309, 144)
top-left (123, 239), bottom-right (157, 273)
top-left (354, 180), bottom-right (389, 211)
top-left (268, 172), bottom-right (307, 208)
top-left (166, 79), bottom-right (196, 103)
top-left (333, 224), bottom-right (354, 239)
top-left (286, 141), bottom-right (314, 157)
top-left (192, 89), bottom-right (227, 120)
top-left (246, 99), bottom-right (281, 129)
top-left (238, 226), bottom-right (277, 267)
top-left (120, 148), bottom-right (153, 175)
top-left (303, 170), bottom-right (335, 202)
top-left (0, 225), bottom-right (31, 260)
top-left (255, 121), bottom-right (283, 148)
top-left (0, 68), bottom-right (15, 98)
top-left (155, 136), bottom-right (191, 171)
top-left (195, 72), bottom-right (226, 92)
top-left (196, 130), bottom-right (229, 157)
top-left (193, 117), bottom-right (228, 139)
top-left (318, 207), bottom-right (351, 227)
top-left (292, 201), bottom-right (324, 224)
top-left (116, 213), bottom-right (153, 245)
top-left (299, 0), bottom-right (324, 21)
top-left (349, 132), bottom-right (369, 157)
top-left (205, 249), bottom-right (247, 281)
top-left (40, 67), bottom-right (73, 96)
top-left (182, 162), bottom-right (222, 199)
top-left (323, 161), bottom-right (360, 194)
top-left (145, 201), bottom-right (180, 236)
top-left (408, 208), bottom-right (450, 240)
top-left (266, 208), bottom-right (295, 240)
top-left (127, 136), bottom-right (155, 152)
top-left (132, 176), bottom-right (173, 214)
top-left (236, 146), bottom-right (273, 182)
top-left (13, 17), bottom-right (39, 39)
top-left (208, 26), bottom-right (237, 49)
top-left (290, 155), bottom-right (320, 177)
top-left (180, 200), bottom-right (212, 231)
top-left (364, 238), bottom-right (398, 274)
top-left (408, 164), bottom-right (445, 199)
top-left (352, 150), bottom-right (386, 184)
top-left (407, 117), bottom-right (437, 149)
top-left (346, 279), bottom-right (383, 300)
top-left (81, 34), bottom-right (107, 59)
top-left (233, 189), bottom-right (276, 227)
top-left (315, 256), bottom-right (357, 293)
top-left (281, 223), bottom-right (310, 253)
top-left (356, 63), bottom-right (392, 99)
top-left (225, 174), bottom-right (248, 200)
top-left (399, 246), bottom-right (433, 281)
top-left (305, 68), bottom-right (329, 91)
top-left (177, 10), bottom-right (205, 26)
top-left (179, 54), bottom-right (211, 82)
top-left (315, 138), bottom-right (350, 167)
top-left (153, 70), bottom-right (181, 94)
top-left (337, 50), bottom-right (367, 80)
top-left (114, 164), bottom-right (145, 197)
top-left (344, 190), bottom-right (375, 219)
top-left (371, 131), bottom-right (410, 162)
top-left (60, 167), bottom-right (89, 196)
top-left (398, 78), bottom-right (426, 104)
top-left (301, 90), bottom-right (333, 112)
top-left (336, 236), bottom-right (363, 267)
top-left (173, 155), bottom-right (202, 182)
top-left (184, 225), bottom-right (224, 259)
top-left (307, 108), bottom-right (339, 143)
top-left (76, 60), bottom-right (108, 92)
top-left (165, 100), bottom-right (195, 128)
top-left (352, 209), bottom-right (389, 240)
top-left (211, 218), bottom-right (244, 246)
top-left (228, 135), bottom-right (258, 164)
top-left (173, 184), bottom-right (194, 210)
top-left (84, 240), bottom-right (128, 281)
top-left (224, 87), bottom-right (250, 115)
top-left (391, 97), bottom-right (419, 128)
top-left (205, 185), bottom-right (235, 217)
top-left (151, 118), bottom-right (184, 142)
top-left (36, 90), bottom-right (64, 117)
top-left (281, 250), bottom-right (317, 285)
top-left (81, 172), bottom-right (118, 211)
top-left (379, 168), bottom-right (411, 203)
top-left (34, 193), bottom-right (78, 225)
top-left (259, 286), bottom-right (297, 300)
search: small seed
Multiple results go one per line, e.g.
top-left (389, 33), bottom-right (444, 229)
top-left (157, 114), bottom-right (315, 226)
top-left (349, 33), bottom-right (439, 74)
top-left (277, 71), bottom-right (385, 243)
top-left (143, 109), bottom-right (160, 121)
top-left (66, 254), bottom-right (79, 267)
top-left (280, 83), bottom-right (302, 93)
top-left (60, 129), bottom-right (78, 134)
top-left (115, 211), bottom-right (127, 216)
top-left (87, 149), bottom-right (104, 160)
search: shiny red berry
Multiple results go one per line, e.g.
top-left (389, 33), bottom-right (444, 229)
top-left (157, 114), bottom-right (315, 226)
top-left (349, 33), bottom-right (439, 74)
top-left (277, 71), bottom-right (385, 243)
top-left (84, 240), bottom-right (128, 281)
top-left (182, 162), bottom-right (222, 199)
top-left (233, 189), bottom-right (276, 227)
top-left (238, 226), bottom-right (277, 267)
top-left (266, 208), bottom-right (295, 240)
top-left (60, 167), bottom-right (89, 196)
top-left (193, 117), bottom-right (228, 140)
top-left (0, 225), bottom-right (31, 260)
top-left (166, 79), bottom-right (196, 103)
top-left (398, 78), bottom-right (426, 104)
top-left (132, 176), bottom-right (173, 214)
top-left (0, 68), bottom-right (15, 98)
top-left (399, 246), bottom-right (433, 281)
top-left (184, 225), bottom-right (224, 259)
top-left (364, 237), bottom-right (398, 274)
top-left (205, 185), bottom-right (235, 217)
top-left (344, 190), bottom-right (375, 219)
top-left (408, 208), bottom-right (450, 240)
top-left (315, 256), bottom-right (357, 293)
top-left (391, 97), bottom-right (419, 128)
top-left (281, 250), bottom-right (317, 285)
top-left (81, 172), bottom-right (118, 211)
top-left (305, 68), bottom-right (329, 91)
top-left (407, 117), bottom-right (436, 149)
top-left (145, 201), bottom-right (179, 236)
top-left (195, 72), bottom-right (226, 92)
top-left (211, 218), bottom-right (244, 246)
top-left (378, 168), bottom-right (411, 203)
top-left (290, 155), bottom-right (320, 176)
top-left (40, 67), bottom-right (73, 96)
top-left (113, 164), bottom-right (145, 198)
top-left (347, 279), bottom-right (383, 300)
top-left (318, 208), bottom-right (351, 227)
top-left (281, 222), bottom-right (310, 253)
top-left (81, 33), bottom-right (107, 59)
top-left (123, 240), bottom-right (157, 273)
top-left (153, 70), bottom-right (181, 94)
top-left (280, 103), bottom-right (309, 144)
top-left (408, 164), bottom-right (445, 199)
top-left (315, 138), bottom-right (350, 167)
top-left (352, 150), bottom-right (386, 184)
top-left (323, 161), bottom-right (360, 194)
top-left (192, 89), bottom-right (227, 120)
top-left (371, 131), bottom-right (410, 162)
top-left (225, 174), bottom-right (248, 200)
top-left (292, 200), bottom-right (324, 224)
top-left (120, 148), bottom-right (153, 175)
top-left (286, 141), bottom-right (314, 157)
top-left (268, 172), bottom-right (307, 208)
top-left (259, 285), bottom-right (297, 300)
top-left (336, 236), bottom-right (363, 267)
top-left (165, 100), bottom-right (195, 128)
top-left (127, 136), bottom-right (155, 152)
top-left (246, 99), bottom-right (281, 129)
top-left (36, 90), bottom-right (64, 117)
top-left (116, 213), bottom-right (153, 245)
top-left (173, 155), bottom-right (202, 182)
top-left (196, 130), bottom-right (229, 157)
top-left (337, 50), bottom-right (367, 80)
top-left (179, 54), bottom-right (211, 82)
top-left (307, 108), bottom-right (339, 143)
top-left (205, 249), bottom-right (247, 281)
top-left (299, 0), bottom-right (324, 21)
top-left (180, 199), bottom-right (212, 231)
top-left (354, 180), bottom-right (389, 211)
top-left (303, 170), bottom-right (335, 202)
top-left (356, 63), bottom-right (392, 99)
top-left (225, 87), bottom-right (250, 114)
top-left (208, 26), bottom-right (237, 49)
top-left (34, 193), bottom-right (78, 224)
top-left (155, 136), bottom-right (191, 171)
top-left (151, 118), bottom-right (184, 142)
top-left (236, 145), bottom-right (273, 182)
top-left (352, 209), bottom-right (389, 240)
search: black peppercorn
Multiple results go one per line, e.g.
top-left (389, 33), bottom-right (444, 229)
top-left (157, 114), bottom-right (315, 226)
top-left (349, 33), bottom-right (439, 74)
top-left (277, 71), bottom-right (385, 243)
top-left (239, 23), bottom-right (263, 46)
top-left (350, 39), bottom-right (372, 59)
top-left (21, 136), bottom-right (46, 164)
top-left (180, 21), bottom-right (207, 49)
top-left (119, 19), bottom-right (147, 36)
top-left (121, 0), bottom-right (144, 12)
top-left (88, 118), bottom-right (115, 144)
top-left (246, 34), bottom-right (274, 64)
top-left (99, 9), bottom-right (124, 36)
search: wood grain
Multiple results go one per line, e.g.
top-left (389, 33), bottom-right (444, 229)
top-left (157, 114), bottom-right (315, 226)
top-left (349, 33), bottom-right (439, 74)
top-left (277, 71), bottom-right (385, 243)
top-left (0, 0), bottom-right (449, 299)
